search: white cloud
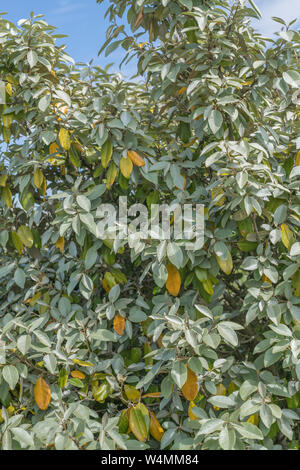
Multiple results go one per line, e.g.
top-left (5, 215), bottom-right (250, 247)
top-left (255, 0), bottom-right (299, 36)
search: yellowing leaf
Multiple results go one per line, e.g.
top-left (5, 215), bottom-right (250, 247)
top-left (134, 9), bottom-right (144, 29)
top-left (49, 142), bottom-right (59, 154)
top-left (296, 151), bottom-right (300, 166)
top-left (262, 273), bottom-right (272, 284)
top-left (17, 225), bottom-right (34, 248)
top-left (33, 168), bottom-right (44, 189)
top-left (181, 366), bottom-right (199, 401)
top-left (56, 236), bottom-right (65, 253)
top-left (113, 313), bottom-right (126, 336)
top-left (6, 83), bottom-right (13, 96)
top-left (118, 409), bottom-right (129, 434)
top-left (71, 371), bottom-right (86, 380)
top-left (2, 186), bottom-right (12, 208)
top-left (292, 270), bottom-right (300, 297)
top-left (58, 369), bottom-right (68, 389)
top-left (141, 392), bottom-right (161, 399)
top-left (106, 162), bottom-right (118, 189)
top-left (128, 150), bottom-right (145, 167)
top-left (149, 411), bottom-right (164, 442)
top-left (34, 377), bottom-right (51, 410)
top-left (2, 113), bottom-right (14, 128)
top-left (101, 139), bottom-right (113, 169)
top-left (202, 279), bottom-right (214, 296)
top-left (3, 127), bottom-right (11, 143)
top-left (124, 385), bottom-right (141, 402)
top-left (227, 381), bottom-right (239, 394)
top-left (0, 174), bottom-right (8, 187)
top-left (58, 128), bottom-right (71, 150)
top-left (177, 87), bottom-right (187, 95)
top-left (216, 251), bottom-right (233, 275)
top-left (102, 278), bottom-right (111, 293)
top-left (42, 177), bottom-right (47, 197)
top-left (73, 359), bottom-right (94, 367)
top-left (241, 80), bottom-right (254, 86)
top-left (214, 383), bottom-right (226, 411)
top-left (120, 156), bottom-right (133, 179)
top-left (281, 223), bottom-right (294, 250)
top-left (69, 144), bottom-right (81, 168)
top-left (247, 413), bottom-right (259, 425)
top-left (11, 231), bottom-right (23, 254)
top-left (129, 403), bottom-right (149, 443)
top-left (212, 187), bottom-right (226, 207)
top-left (29, 291), bottom-right (42, 307)
top-left (166, 263), bottom-right (181, 297)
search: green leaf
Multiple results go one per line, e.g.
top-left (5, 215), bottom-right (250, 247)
top-left (208, 110), bottom-right (223, 134)
top-left (171, 361), bottom-right (187, 388)
top-left (2, 365), bottom-right (19, 390)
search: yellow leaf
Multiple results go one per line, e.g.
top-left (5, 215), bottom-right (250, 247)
top-left (58, 128), bottom-right (71, 150)
top-left (129, 403), bottom-right (149, 443)
top-left (2, 186), bottom-right (12, 208)
top-left (34, 377), bottom-right (51, 410)
top-left (149, 411), bottom-right (164, 442)
top-left (296, 151), bottom-right (300, 166)
top-left (17, 225), bottom-right (33, 248)
top-left (128, 150), bottom-right (145, 167)
top-left (166, 263), bottom-right (181, 296)
top-left (56, 236), bottom-right (65, 253)
top-left (113, 313), bottom-right (126, 336)
top-left (241, 80), bottom-right (254, 86)
top-left (247, 413), bottom-right (259, 425)
top-left (262, 273), bottom-right (273, 284)
top-left (281, 223), bottom-right (294, 250)
top-left (120, 156), bottom-right (133, 179)
top-left (71, 371), bottom-right (86, 380)
top-left (181, 365), bottom-right (199, 401)
top-left (73, 359), bottom-right (94, 367)
top-left (6, 83), bottom-right (12, 96)
top-left (177, 87), bottom-right (187, 95)
top-left (49, 142), bottom-right (59, 154)
top-left (124, 385), bottom-right (141, 402)
top-left (33, 168), bottom-right (44, 189)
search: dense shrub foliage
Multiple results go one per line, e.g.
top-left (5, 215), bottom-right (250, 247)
top-left (0, 0), bottom-right (300, 450)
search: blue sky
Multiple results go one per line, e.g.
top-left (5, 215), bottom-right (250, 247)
top-left (3, 0), bottom-right (300, 76)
